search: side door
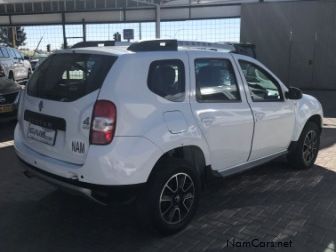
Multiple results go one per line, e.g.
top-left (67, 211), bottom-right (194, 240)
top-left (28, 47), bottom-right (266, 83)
top-left (189, 51), bottom-right (254, 172)
top-left (233, 55), bottom-right (296, 161)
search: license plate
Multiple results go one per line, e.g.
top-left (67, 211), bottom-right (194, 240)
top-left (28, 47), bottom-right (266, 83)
top-left (27, 123), bottom-right (57, 146)
top-left (0, 104), bottom-right (14, 113)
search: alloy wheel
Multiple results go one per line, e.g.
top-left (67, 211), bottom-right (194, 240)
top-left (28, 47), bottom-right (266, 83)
top-left (159, 173), bottom-right (195, 225)
top-left (302, 130), bottom-right (318, 165)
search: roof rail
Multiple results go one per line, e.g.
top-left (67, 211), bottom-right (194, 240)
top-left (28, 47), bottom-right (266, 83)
top-left (127, 39), bottom-right (178, 52)
top-left (177, 40), bottom-right (235, 51)
top-left (72, 40), bottom-right (116, 48)
top-left (127, 39), bottom-right (236, 52)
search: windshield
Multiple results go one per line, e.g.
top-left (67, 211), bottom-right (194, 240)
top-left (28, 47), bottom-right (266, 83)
top-left (27, 53), bottom-right (117, 102)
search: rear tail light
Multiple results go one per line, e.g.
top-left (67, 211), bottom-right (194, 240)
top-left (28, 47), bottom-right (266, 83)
top-left (90, 100), bottom-right (117, 145)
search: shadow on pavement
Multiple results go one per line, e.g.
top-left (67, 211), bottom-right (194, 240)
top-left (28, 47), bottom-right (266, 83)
top-left (1, 149), bottom-right (336, 251)
top-left (0, 120), bottom-right (16, 142)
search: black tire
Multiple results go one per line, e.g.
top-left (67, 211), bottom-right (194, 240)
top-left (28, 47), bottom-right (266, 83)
top-left (136, 158), bottom-right (201, 235)
top-left (287, 121), bottom-right (320, 169)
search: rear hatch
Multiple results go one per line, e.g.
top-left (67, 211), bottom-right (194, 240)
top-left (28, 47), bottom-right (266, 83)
top-left (20, 52), bottom-right (116, 164)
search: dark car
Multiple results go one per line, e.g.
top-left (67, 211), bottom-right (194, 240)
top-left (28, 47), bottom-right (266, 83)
top-left (0, 78), bottom-right (21, 122)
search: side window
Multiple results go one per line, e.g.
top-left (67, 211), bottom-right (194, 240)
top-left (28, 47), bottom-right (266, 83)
top-left (147, 59), bottom-right (185, 102)
top-left (8, 48), bottom-right (16, 59)
top-left (195, 58), bottom-right (240, 102)
top-left (239, 60), bottom-right (283, 102)
top-left (14, 49), bottom-right (23, 60)
top-left (1, 48), bottom-right (9, 58)
top-left (0, 48), bottom-right (5, 58)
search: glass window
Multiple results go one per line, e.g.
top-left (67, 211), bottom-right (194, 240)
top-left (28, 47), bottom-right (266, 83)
top-left (14, 49), bottom-right (22, 60)
top-left (147, 59), bottom-right (185, 102)
top-left (195, 58), bottom-right (240, 102)
top-left (0, 48), bottom-right (5, 58)
top-left (8, 48), bottom-right (16, 58)
top-left (27, 53), bottom-right (116, 102)
top-left (1, 48), bottom-right (9, 57)
top-left (239, 60), bottom-right (283, 102)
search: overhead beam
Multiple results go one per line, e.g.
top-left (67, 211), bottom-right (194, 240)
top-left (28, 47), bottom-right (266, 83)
top-left (0, 4), bottom-right (241, 26)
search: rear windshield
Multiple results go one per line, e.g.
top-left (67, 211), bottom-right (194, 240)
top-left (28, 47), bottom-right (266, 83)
top-left (27, 53), bottom-right (117, 102)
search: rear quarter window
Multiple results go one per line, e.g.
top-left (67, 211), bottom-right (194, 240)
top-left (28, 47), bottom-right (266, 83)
top-left (147, 59), bottom-right (185, 102)
top-left (27, 53), bottom-right (117, 102)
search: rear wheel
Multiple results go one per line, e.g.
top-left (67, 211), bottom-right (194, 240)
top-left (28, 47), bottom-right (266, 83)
top-left (137, 158), bottom-right (200, 235)
top-left (288, 122), bottom-right (320, 169)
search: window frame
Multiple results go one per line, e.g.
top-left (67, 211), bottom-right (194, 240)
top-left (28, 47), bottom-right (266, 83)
top-left (147, 59), bottom-right (186, 102)
top-left (194, 57), bottom-right (242, 104)
top-left (238, 60), bottom-right (284, 103)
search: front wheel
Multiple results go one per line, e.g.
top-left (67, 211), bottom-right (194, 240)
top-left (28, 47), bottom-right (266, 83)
top-left (288, 122), bottom-right (320, 169)
top-left (137, 158), bottom-right (200, 234)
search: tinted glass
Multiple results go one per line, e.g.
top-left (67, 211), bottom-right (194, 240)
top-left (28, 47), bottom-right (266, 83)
top-left (14, 49), bottom-right (22, 59)
top-left (195, 58), bottom-right (240, 102)
top-left (239, 60), bottom-right (283, 102)
top-left (27, 53), bottom-right (116, 102)
top-left (0, 48), bottom-right (5, 57)
top-left (8, 48), bottom-right (16, 58)
top-left (148, 59), bottom-right (185, 102)
top-left (1, 48), bottom-right (9, 57)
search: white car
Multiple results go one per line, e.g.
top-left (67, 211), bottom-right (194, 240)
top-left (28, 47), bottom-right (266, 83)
top-left (0, 47), bottom-right (32, 84)
top-left (14, 40), bottom-right (323, 234)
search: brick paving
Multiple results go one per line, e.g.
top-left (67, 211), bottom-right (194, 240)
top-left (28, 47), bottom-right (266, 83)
top-left (0, 92), bottom-right (336, 252)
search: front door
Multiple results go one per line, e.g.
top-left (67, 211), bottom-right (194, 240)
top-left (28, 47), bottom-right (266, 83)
top-left (234, 55), bottom-right (296, 161)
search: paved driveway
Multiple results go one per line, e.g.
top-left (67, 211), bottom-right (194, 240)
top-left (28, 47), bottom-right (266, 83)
top-left (0, 91), bottom-right (335, 252)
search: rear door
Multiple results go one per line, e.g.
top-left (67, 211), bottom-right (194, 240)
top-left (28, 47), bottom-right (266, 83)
top-left (189, 51), bottom-right (254, 172)
top-left (20, 52), bottom-right (116, 164)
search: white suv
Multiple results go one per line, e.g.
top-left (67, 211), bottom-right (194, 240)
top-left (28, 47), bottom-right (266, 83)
top-left (14, 40), bottom-right (323, 234)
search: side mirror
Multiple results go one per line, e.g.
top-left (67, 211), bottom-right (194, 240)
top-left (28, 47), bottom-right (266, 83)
top-left (285, 87), bottom-right (302, 100)
top-left (24, 56), bottom-right (29, 60)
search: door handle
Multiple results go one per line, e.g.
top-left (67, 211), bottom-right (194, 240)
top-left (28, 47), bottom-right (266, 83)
top-left (254, 112), bottom-right (265, 121)
top-left (201, 117), bottom-right (215, 126)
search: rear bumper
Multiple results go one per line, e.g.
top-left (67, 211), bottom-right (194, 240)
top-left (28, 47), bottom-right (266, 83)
top-left (19, 158), bottom-right (145, 205)
top-left (14, 123), bottom-right (162, 185)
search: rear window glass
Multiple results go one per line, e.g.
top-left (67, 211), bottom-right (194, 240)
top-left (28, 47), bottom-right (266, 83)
top-left (27, 53), bottom-right (116, 102)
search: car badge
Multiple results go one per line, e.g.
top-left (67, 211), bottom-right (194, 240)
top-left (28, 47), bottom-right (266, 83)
top-left (38, 100), bottom-right (43, 112)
